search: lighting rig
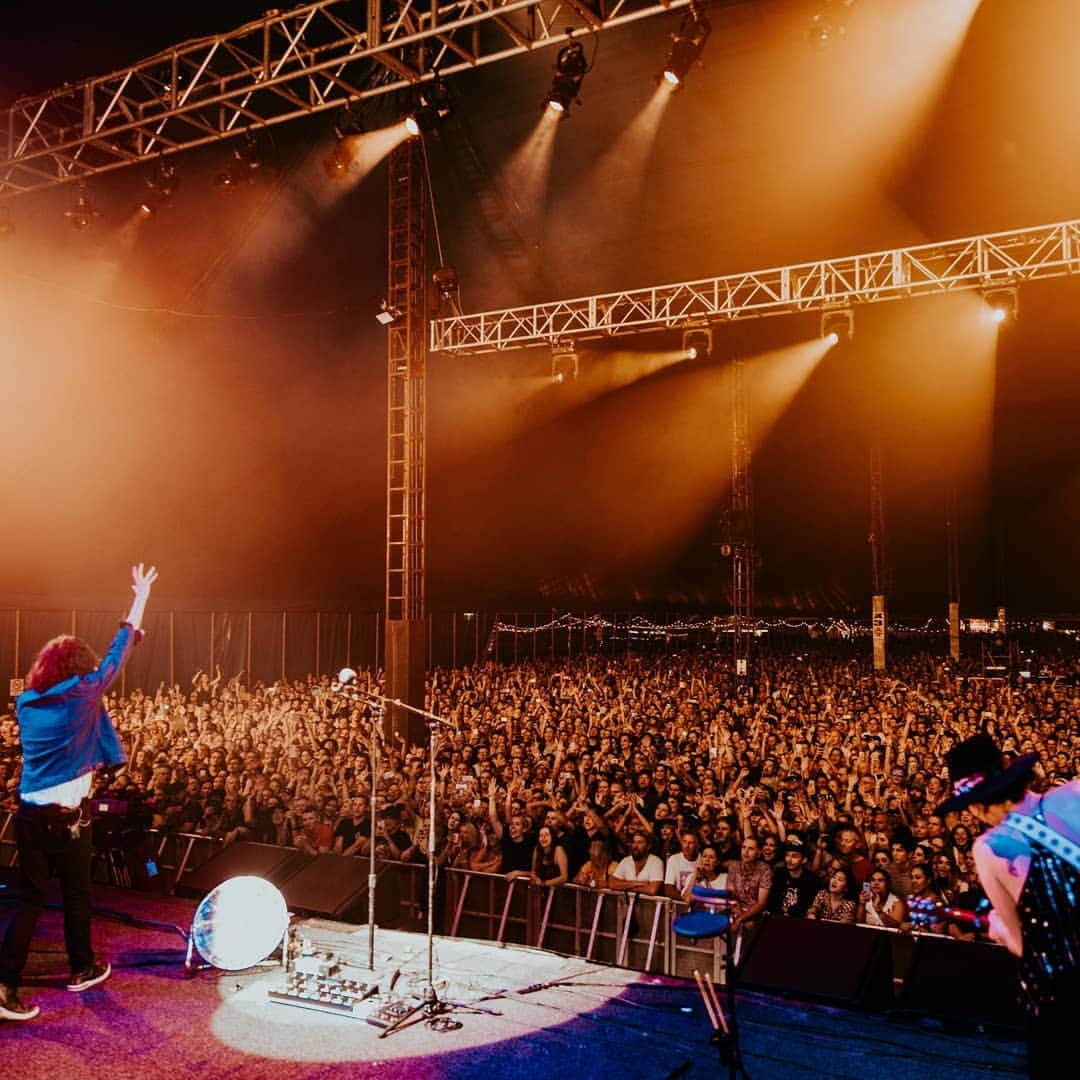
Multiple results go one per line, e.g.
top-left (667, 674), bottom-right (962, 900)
top-left (546, 30), bottom-right (590, 115)
top-left (662, 3), bottom-right (712, 87)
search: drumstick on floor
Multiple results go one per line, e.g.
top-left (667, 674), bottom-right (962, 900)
top-left (693, 969), bottom-right (720, 1031)
top-left (703, 971), bottom-right (729, 1035)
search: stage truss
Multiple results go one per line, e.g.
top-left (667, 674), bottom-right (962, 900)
top-left (0, 0), bottom-right (695, 200)
top-left (430, 219), bottom-right (1080, 352)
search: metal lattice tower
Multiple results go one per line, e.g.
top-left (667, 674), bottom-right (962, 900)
top-left (868, 439), bottom-right (888, 596)
top-left (730, 354), bottom-right (754, 677)
top-left (946, 483), bottom-right (961, 661)
top-left (868, 437), bottom-right (888, 670)
top-left (384, 137), bottom-right (427, 744)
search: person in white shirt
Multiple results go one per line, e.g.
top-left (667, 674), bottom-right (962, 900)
top-left (664, 829), bottom-right (700, 900)
top-left (611, 830), bottom-right (664, 896)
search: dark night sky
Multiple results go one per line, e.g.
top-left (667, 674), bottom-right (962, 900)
top-left (0, 0), bottom-right (1078, 617)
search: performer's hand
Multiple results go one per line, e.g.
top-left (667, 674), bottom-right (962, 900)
top-left (987, 908), bottom-right (1007, 946)
top-left (132, 563), bottom-right (159, 595)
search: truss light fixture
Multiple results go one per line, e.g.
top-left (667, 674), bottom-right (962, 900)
top-left (324, 104), bottom-right (366, 178)
top-left (0, 206), bottom-right (13, 239)
top-left (406, 78), bottom-right (452, 137)
top-left (214, 133), bottom-right (263, 191)
top-left (662, 4), bottom-right (712, 88)
top-left (376, 300), bottom-right (404, 326)
top-left (323, 139), bottom-right (353, 180)
top-left (551, 339), bottom-right (579, 383)
top-left (433, 266), bottom-right (462, 316)
top-left (139, 159), bottom-right (178, 215)
top-left (65, 184), bottom-right (101, 229)
top-left (682, 326), bottom-right (713, 360)
top-left (821, 308), bottom-right (854, 343)
top-left (546, 31), bottom-right (588, 115)
top-left (983, 285), bottom-right (1018, 325)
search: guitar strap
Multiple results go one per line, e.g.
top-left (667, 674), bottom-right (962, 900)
top-left (1003, 809), bottom-right (1080, 877)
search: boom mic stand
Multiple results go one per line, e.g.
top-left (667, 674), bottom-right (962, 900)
top-left (338, 677), bottom-right (499, 1037)
top-left (327, 671), bottom-right (384, 973)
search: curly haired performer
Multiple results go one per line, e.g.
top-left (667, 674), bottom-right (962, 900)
top-left (0, 565), bottom-right (157, 1021)
top-left (938, 734), bottom-right (1080, 1078)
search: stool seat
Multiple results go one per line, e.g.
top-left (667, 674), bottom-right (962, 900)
top-left (673, 910), bottom-right (729, 940)
top-left (691, 885), bottom-right (730, 903)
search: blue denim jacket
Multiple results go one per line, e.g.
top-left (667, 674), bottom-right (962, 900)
top-left (16, 624), bottom-right (137, 795)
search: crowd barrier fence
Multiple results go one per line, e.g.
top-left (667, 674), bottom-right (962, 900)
top-left (0, 814), bottom-right (1021, 1027)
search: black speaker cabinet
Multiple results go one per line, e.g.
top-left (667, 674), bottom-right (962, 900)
top-left (897, 934), bottom-right (1025, 1031)
top-left (174, 842), bottom-right (310, 899)
top-left (738, 916), bottom-right (894, 1011)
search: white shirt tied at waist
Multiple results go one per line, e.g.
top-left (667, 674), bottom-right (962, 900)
top-left (22, 771), bottom-right (93, 810)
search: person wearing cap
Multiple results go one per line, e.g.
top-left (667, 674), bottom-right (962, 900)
top-left (938, 734), bottom-right (1080, 1078)
top-left (766, 837), bottom-right (820, 918)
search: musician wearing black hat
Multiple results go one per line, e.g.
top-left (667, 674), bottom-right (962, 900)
top-left (938, 734), bottom-right (1080, 1079)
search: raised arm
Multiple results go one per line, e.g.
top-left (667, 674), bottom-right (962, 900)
top-left (125, 563), bottom-right (159, 631)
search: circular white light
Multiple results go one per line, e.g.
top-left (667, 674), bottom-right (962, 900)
top-left (405, 115), bottom-right (421, 137)
top-left (824, 331), bottom-right (840, 347)
top-left (547, 99), bottom-right (565, 114)
top-left (663, 70), bottom-right (680, 86)
top-left (989, 307), bottom-right (1007, 324)
top-left (191, 876), bottom-right (289, 970)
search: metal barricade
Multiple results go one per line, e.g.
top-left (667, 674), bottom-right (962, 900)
top-left (442, 869), bottom-right (672, 974)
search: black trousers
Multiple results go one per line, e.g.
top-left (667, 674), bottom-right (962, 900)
top-left (1028, 970), bottom-right (1080, 1079)
top-left (0, 804), bottom-right (95, 990)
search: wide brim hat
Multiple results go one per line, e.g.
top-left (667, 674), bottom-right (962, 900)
top-left (936, 733), bottom-right (1038, 816)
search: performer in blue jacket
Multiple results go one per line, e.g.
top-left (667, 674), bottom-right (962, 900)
top-left (0, 564), bottom-right (157, 1021)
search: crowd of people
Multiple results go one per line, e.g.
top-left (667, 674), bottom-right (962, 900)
top-left (2, 645), bottom-right (1078, 938)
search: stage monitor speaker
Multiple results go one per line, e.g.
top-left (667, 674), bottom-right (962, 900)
top-left (897, 934), bottom-right (1024, 1031)
top-left (175, 842), bottom-right (311, 900)
top-left (277, 854), bottom-right (398, 922)
top-left (738, 916), bottom-right (894, 1011)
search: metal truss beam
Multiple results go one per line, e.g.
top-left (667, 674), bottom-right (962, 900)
top-left (0, 0), bottom-right (693, 200)
top-left (431, 220), bottom-right (1080, 352)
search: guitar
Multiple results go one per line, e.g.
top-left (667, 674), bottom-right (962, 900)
top-left (907, 894), bottom-right (990, 932)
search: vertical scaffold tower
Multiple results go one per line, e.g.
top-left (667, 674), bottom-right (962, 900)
top-left (730, 355), bottom-right (755, 677)
top-left (869, 438), bottom-right (888, 671)
top-left (384, 138), bottom-right (428, 746)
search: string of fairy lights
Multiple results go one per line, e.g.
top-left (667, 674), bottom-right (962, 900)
top-left (486, 613), bottom-right (1071, 640)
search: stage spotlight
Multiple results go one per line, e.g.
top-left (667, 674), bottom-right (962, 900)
top-left (376, 300), bottom-right (404, 326)
top-left (323, 139), bottom-right (353, 180)
top-left (546, 31), bottom-right (589, 115)
top-left (139, 159), bottom-right (178, 216)
top-left (682, 326), bottom-right (713, 360)
top-left (820, 308), bottom-right (854, 342)
top-left (551, 339), bottom-right (579, 383)
top-left (982, 285), bottom-right (1018, 325)
top-left (214, 133), bottom-right (263, 191)
top-left (662, 4), bottom-right (712, 88)
top-left (0, 206), bottom-right (13, 239)
top-left (433, 266), bottom-right (462, 316)
top-left (64, 184), bottom-right (101, 229)
top-left (406, 77), bottom-right (452, 136)
top-left (186, 876), bottom-right (289, 973)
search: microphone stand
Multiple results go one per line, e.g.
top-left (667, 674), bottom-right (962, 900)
top-left (326, 678), bottom-right (384, 973)
top-left (341, 685), bottom-right (499, 1037)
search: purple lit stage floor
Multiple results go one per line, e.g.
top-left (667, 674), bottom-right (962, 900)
top-left (0, 883), bottom-right (1027, 1079)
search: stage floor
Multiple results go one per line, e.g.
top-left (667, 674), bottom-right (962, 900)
top-left (0, 881), bottom-right (1028, 1079)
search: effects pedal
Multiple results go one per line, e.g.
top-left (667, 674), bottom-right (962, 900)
top-left (268, 970), bottom-right (378, 1019)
